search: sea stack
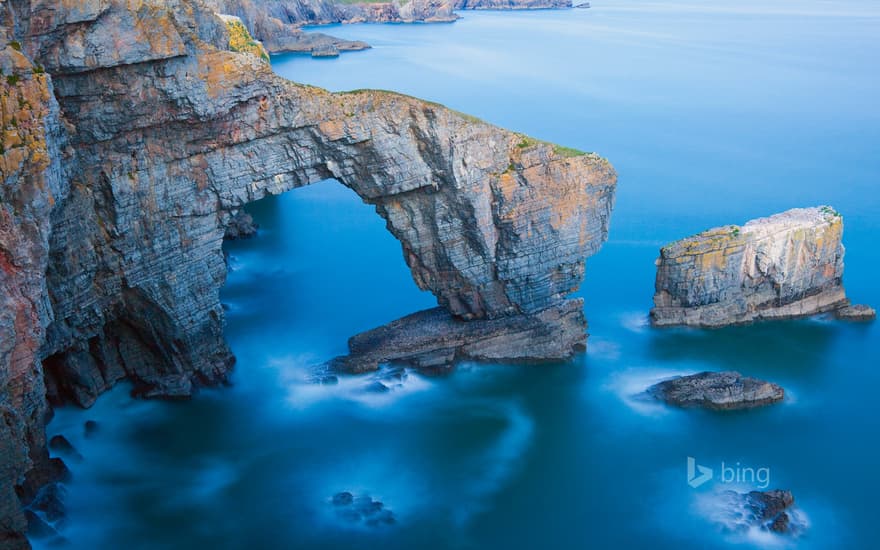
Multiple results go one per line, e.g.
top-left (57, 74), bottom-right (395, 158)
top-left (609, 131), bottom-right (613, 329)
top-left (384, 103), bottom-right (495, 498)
top-left (651, 206), bottom-right (867, 327)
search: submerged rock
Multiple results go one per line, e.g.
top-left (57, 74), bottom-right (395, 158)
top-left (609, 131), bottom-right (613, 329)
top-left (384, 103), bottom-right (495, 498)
top-left (83, 420), bottom-right (99, 439)
top-left (652, 207), bottom-right (850, 327)
top-left (330, 492), bottom-right (395, 527)
top-left (326, 299), bottom-right (587, 374)
top-left (648, 371), bottom-right (784, 410)
top-left (363, 381), bottom-right (391, 393)
top-left (130, 375), bottom-right (194, 401)
top-left (30, 483), bottom-right (65, 523)
top-left (25, 509), bottom-right (57, 539)
top-left (835, 304), bottom-right (876, 322)
top-left (48, 436), bottom-right (82, 462)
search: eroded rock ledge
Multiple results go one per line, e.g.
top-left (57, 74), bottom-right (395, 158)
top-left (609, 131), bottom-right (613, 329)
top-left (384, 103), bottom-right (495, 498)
top-left (327, 299), bottom-right (586, 374)
top-left (648, 371), bottom-right (784, 410)
top-left (0, 0), bottom-right (615, 542)
top-left (651, 207), bottom-right (864, 327)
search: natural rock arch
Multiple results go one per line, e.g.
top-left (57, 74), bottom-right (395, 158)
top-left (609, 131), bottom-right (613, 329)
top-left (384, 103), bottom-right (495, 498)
top-left (40, 46), bottom-right (615, 404)
top-left (1, 2), bottom-right (615, 542)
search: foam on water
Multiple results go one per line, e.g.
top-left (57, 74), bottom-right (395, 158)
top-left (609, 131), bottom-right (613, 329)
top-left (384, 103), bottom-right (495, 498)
top-left (604, 366), bottom-right (700, 416)
top-left (620, 311), bottom-right (651, 333)
top-left (273, 357), bottom-right (435, 410)
top-left (692, 488), bottom-right (811, 548)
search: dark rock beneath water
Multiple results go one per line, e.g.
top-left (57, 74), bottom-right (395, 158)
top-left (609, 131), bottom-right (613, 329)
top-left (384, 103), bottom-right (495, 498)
top-left (648, 371), bottom-right (784, 410)
top-left (326, 299), bottom-right (587, 374)
top-left (835, 304), bottom-right (876, 322)
top-left (130, 375), bottom-right (194, 400)
top-left (84, 420), bottom-right (99, 438)
top-left (331, 492), bottom-right (395, 527)
top-left (224, 211), bottom-right (259, 240)
top-left (25, 509), bottom-right (57, 539)
top-left (48, 436), bottom-right (82, 462)
top-left (363, 381), bottom-right (390, 394)
top-left (366, 509), bottom-right (396, 526)
top-left (30, 483), bottom-right (65, 523)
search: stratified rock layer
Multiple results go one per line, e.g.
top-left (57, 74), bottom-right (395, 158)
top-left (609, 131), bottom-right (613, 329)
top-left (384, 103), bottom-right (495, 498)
top-left (327, 299), bottom-right (586, 374)
top-left (648, 371), bottom-right (784, 410)
top-left (652, 207), bottom-right (848, 327)
top-left (204, 0), bottom-right (573, 55)
top-left (0, 1), bottom-right (615, 542)
top-left (835, 304), bottom-right (876, 322)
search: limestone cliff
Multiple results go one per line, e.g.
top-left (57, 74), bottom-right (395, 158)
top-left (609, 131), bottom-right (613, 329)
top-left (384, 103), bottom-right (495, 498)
top-left (204, 0), bottom-right (573, 55)
top-left (0, 0), bottom-right (615, 543)
top-left (204, 0), bottom-right (373, 55)
top-left (651, 207), bottom-right (850, 327)
top-left (454, 0), bottom-right (570, 9)
top-left (0, 35), bottom-right (69, 549)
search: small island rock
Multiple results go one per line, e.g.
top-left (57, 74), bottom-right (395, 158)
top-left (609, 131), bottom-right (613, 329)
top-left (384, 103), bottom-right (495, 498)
top-left (648, 371), bottom-right (784, 410)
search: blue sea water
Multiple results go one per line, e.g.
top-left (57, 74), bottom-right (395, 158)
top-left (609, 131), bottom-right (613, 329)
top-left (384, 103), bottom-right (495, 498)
top-left (44, 1), bottom-right (879, 549)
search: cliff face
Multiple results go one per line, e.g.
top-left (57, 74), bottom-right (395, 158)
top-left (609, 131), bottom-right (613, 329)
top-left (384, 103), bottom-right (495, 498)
top-left (203, 0), bottom-right (374, 54)
top-left (0, 0), bottom-right (615, 543)
top-left (454, 0), bottom-right (570, 9)
top-left (651, 207), bottom-right (848, 327)
top-left (0, 34), bottom-right (70, 548)
top-left (204, 0), bottom-right (573, 55)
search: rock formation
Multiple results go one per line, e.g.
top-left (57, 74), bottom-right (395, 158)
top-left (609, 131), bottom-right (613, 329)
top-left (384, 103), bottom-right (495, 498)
top-left (835, 304), bottom-right (876, 322)
top-left (204, 0), bottom-right (574, 56)
top-left (647, 371), bottom-right (784, 410)
top-left (454, 0), bottom-right (570, 9)
top-left (651, 207), bottom-right (861, 327)
top-left (0, 0), bottom-right (615, 544)
top-left (327, 299), bottom-right (586, 374)
top-left (715, 489), bottom-right (802, 535)
top-left (223, 211), bottom-right (259, 240)
top-left (204, 0), bottom-right (374, 55)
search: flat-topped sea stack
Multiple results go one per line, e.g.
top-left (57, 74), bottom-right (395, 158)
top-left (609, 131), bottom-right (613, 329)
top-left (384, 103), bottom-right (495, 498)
top-left (651, 207), bottom-right (869, 327)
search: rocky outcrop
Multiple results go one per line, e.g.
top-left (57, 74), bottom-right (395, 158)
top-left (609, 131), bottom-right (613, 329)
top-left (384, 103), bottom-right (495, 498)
top-left (0, 0), bottom-right (615, 542)
top-left (205, 0), bottom-right (373, 55)
top-left (218, 14), bottom-right (270, 62)
top-left (327, 299), bottom-right (586, 374)
top-left (204, 0), bottom-right (574, 56)
top-left (651, 207), bottom-right (853, 327)
top-left (454, 0), bottom-right (570, 9)
top-left (835, 304), bottom-right (876, 322)
top-left (223, 211), bottom-right (258, 240)
top-left (715, 489), bottom-right (802, 535)
top-left (331, 492), bottom-right (396, 527)
top-left (647, 371), bottom-right (784, 410)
